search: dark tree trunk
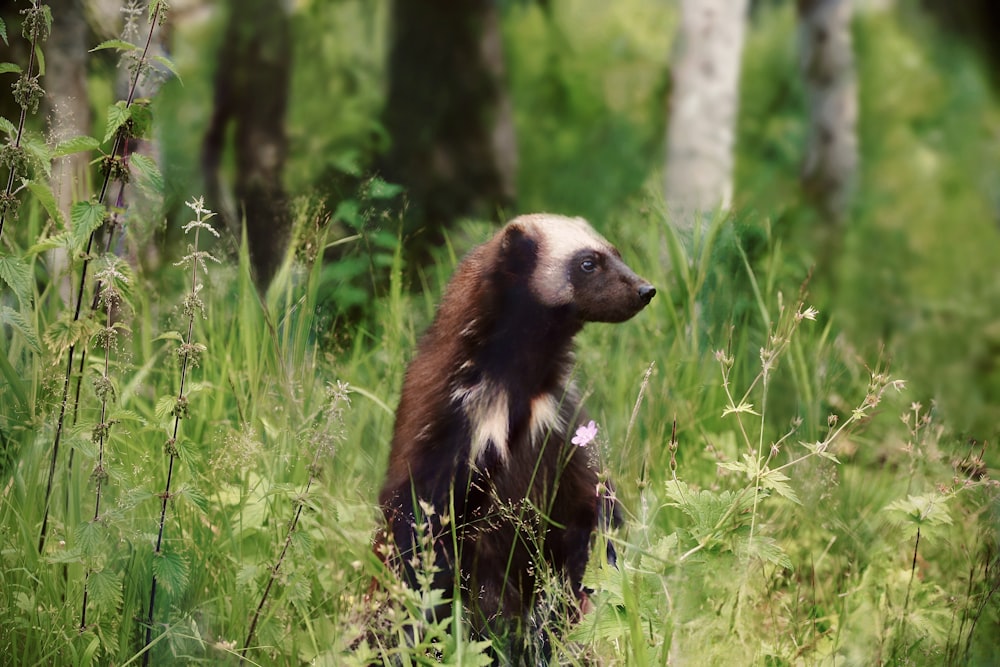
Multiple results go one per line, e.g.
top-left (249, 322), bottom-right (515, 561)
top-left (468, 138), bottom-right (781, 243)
top-left (379, 0), bottom-right (517, 263)
top-left (202, 0), bottom-right (292, 288)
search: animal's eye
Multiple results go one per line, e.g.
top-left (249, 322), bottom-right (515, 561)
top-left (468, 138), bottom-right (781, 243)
top-left (580, 258), bottom-right (598, 273)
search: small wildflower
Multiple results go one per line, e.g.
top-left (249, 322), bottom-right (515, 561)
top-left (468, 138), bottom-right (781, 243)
top-left (796, 305), bottom-right (819, 322)
top-left (572, 420), bottom-right (598, 447)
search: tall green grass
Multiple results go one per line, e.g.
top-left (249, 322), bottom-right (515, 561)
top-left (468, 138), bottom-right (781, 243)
top-left (1, 2), bottom-right (999, 665)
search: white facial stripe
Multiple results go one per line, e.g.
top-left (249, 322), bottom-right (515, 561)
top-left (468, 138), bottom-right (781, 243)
top-left (515, 215), bottom-right (613, 306)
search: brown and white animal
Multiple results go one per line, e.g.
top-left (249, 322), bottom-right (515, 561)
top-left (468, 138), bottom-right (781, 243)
top-left (377, 214), bottom-right (655, 660)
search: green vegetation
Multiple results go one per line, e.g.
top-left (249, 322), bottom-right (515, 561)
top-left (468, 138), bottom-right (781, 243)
top-left (1, 1), bottom-right (998, 665)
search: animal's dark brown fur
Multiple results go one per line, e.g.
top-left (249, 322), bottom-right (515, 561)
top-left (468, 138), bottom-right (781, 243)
top-left (377, 214), bottom-right (654, 658)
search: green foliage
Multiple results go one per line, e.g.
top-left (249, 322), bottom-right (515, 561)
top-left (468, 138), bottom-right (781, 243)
top-left (1, 2), bottom-right (999, 665)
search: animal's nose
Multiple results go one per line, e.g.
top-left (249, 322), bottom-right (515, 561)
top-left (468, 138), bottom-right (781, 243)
top-left (638, 284), bottom-right (656, 305)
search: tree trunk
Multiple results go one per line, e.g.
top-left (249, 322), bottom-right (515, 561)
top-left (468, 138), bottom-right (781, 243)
top-left (663, 0), bottom-right (749, 234)
top-left (202, 0), bottom-right (292, 288)
top-left (379, 0), bottom-right (517, 264)
top-left (798, 0), bottom-right (858, 226)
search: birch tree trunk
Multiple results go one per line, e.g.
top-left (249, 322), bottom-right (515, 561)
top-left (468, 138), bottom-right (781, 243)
top-left (663, 0), bottom-right (749, 234)
top-left (798, 0), bottom-right (858, 226)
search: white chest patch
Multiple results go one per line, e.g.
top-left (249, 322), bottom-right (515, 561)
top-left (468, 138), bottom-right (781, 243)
top-left (528, 393), bottom-right (565, 446)
top-left (453, 382), bottom-right (573, 466)
top-left (453, 382), bottom-right (510, 464)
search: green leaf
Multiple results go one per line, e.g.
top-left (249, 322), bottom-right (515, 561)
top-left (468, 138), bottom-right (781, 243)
top-left (759, 467), bottom-right (800, 504)
top-left (154, 331), bottom-right (185, 343)
top-left (89, 39), bottom-right (139, 54)
top-left (0, 17), bottom-right (7, 45)
top-left (0, 62), bottom-right (22, 75)
top-left (0, 116), bottom-right (15, 137)
top-left (176, 485), bottom-right (208, 514)
top-left (365, 177), bottom-right (404, 200)
top-left (22, 134), bottom-right (52, 178)
top-left (0, 256), bottom-right (32, 307)
top-left (75, 520), bottom-right (107, 559)
top-left (25, 231), bottom-right (72, 255)
top-left (44, 313), bottom-right (95, 357)
top-left (152, 550), bottom-right (189, 596)
top-left (25, 179), bottom-right (63, 228)
top-left (885, 493), bottom-right (953, 527)
top-left (128, 101), bottom-right (153, 139)
top-left (129, 152), bottom-right (163, 194)
top-left (52, 135), bottom-right (100, 158)
top-left (332, 199), bottom-right (361, 229)
top-left (154, 395), bottom-right (176, 423)
top-left (1, 306), bottom-right (41, 354)
top-left (33, 45), bottom-right (44, 76)
top-left (70, 200), bottom-right (106, 249)
top-left (741, 535), bottom-right (793, 570)
top-left (152, 54), bottom-right (181, 82)
top-left (87, 568), bottom-right (124, 611)
top-left (103, 101), bottom-right (131, 144)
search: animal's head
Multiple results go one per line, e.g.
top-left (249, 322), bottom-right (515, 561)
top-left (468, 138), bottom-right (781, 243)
top-left (497, 214), bottom-right (655, 323)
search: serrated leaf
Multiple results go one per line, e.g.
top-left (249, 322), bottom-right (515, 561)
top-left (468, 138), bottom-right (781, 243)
top-left (129, 152), bottom-right (163, 194)
top-left (152, 550), bottom-right (189, 595)
top-left (742, 535), bottom-right (793, 570)
top-left (0, 256), bottom-right (32, 306)
top-left (885, 493), bottom-right (953, 527)
top-left (760, 467), bottom-right (800, 504)
top-left (90, 39), bottom-right (139, 54)
top-left (0, 116), bottom-right (15, 136)
top-left (0, 18), bottom-right (7, 46)
top-left (1, 306), bottom-right (41, 354)
top-left (128, 102), bottom-right (153, 140)
top-left (70, 200), bottom-right (106, 249)
top-left (75, 520), bottom-right (107, 558)
top-left (103, 102), bottom-right (131, 144)
top-left (53, 135), bottom-right (100, 158)
top-left (176, 485), bottom-right (208, 514)
top-left (22, 134), bottom-right (52, 178)
top-left (87, 568), bottom-right (124, 611)
top-left (236, 564), bottom-right (261, 591)
top-left (44, 314), bottom-right (95, 356)
top-left (154, 395), bottom-right (176, 423)
top-left (0, 62), bottom-right (21, 75)
top-left (174, 436), bottom-right (201, 465)
top-left (26, 179), bottom-right (63, 228)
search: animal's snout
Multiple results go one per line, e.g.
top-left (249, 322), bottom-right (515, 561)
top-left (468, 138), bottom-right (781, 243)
top-left (638, 284), bottom-right (656, 305)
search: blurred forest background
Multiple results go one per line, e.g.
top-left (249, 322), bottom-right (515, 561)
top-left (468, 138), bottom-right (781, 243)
top-left (2, 0), bottom-right (995, 427)
top-left (3, 0), bottom-right (1000, 664)
top-left (16, 0), bottom-right (996, 434)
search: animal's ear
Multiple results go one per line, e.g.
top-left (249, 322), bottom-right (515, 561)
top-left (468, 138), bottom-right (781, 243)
top-left (498, 223), bottom-right (537, 275)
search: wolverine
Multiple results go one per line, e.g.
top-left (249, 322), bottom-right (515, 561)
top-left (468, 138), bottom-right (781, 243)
top-left (377, 214), bottom-right (655, 661)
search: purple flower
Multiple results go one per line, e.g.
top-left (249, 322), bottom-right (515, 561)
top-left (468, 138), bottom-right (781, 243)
top-left (572, 420), bottom-right (598, 447)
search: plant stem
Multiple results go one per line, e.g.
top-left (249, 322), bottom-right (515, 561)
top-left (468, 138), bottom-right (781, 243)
top-left (38, 0), bottom-right (162, 556)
